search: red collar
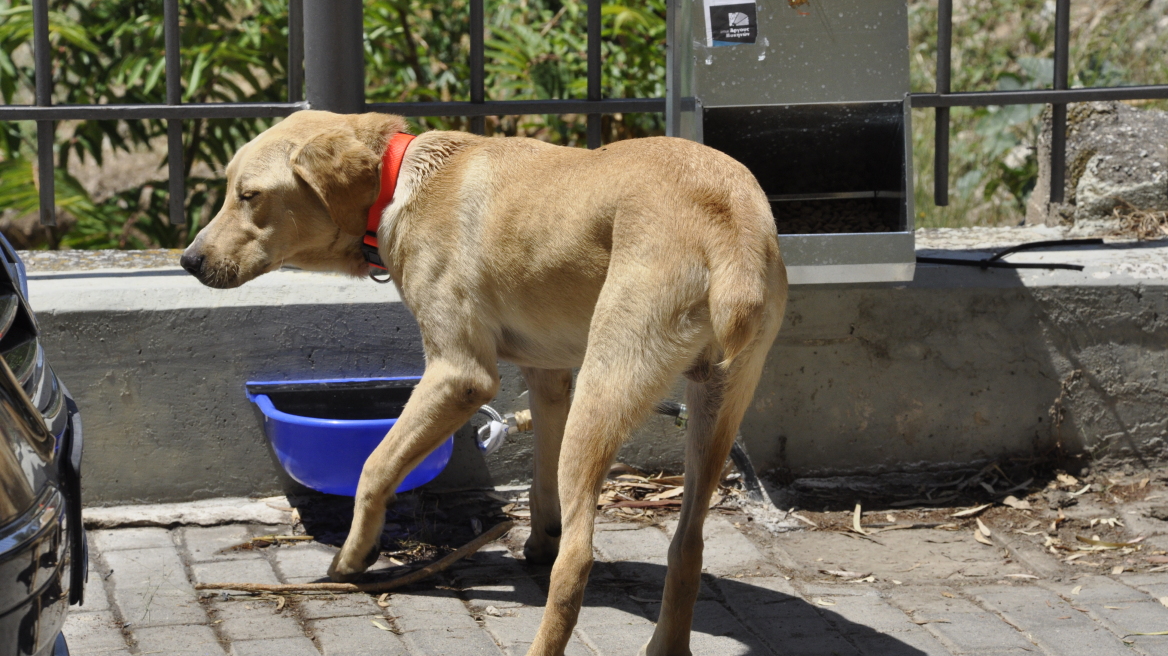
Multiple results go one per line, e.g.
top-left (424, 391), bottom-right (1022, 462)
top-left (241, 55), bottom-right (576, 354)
top-left (362, 132), bottom-right (416, 271)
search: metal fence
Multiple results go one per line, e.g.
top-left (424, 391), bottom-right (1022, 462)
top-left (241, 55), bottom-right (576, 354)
top-left (3, 0), bottom-right (1168, 228)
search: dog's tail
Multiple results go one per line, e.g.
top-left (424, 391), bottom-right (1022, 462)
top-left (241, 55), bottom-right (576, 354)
top-left (708, 258), bottom-right (768, 368)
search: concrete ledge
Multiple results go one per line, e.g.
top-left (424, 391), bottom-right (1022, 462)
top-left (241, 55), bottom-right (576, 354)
top-left (26, 234), bottom-right (1168, 504)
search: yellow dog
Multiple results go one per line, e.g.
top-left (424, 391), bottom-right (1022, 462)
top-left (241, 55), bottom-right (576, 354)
top-left (182, 110), bottom-right (787, 656)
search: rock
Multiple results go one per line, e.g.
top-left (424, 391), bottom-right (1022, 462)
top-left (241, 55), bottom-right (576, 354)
top-left (1026, 102), bottom-right (1168, 232)
top-left (1044, 489), bottom-right (1078, 509)
top-left (83, 496), bottom-right (296, 528)
top-left (1147, 505), bottom-right (1168, 521)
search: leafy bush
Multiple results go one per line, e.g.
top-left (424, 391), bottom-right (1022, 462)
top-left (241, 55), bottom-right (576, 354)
top-left (0, 0), bottom-right (666, 249)
top-left (908, 0), bottom-right (1168, 228)
top-left (2, 0), bottom-right (1165, 247)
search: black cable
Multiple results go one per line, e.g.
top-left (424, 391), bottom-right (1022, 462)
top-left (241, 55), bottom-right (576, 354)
top-left (916, 238), bottom-right (1104, 272)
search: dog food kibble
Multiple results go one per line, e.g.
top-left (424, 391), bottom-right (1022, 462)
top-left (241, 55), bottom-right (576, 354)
top-left (771, 199), bottom-right (900, 234)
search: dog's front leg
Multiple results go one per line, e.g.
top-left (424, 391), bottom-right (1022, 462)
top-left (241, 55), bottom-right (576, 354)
top-left (519, 367), bottom-right (573, 565)
top-left (329, 357), bottom-right (499, 582)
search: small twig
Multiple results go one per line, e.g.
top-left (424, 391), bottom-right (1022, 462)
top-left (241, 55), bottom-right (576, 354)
top-left (196, 521), bottom-right (514, 595)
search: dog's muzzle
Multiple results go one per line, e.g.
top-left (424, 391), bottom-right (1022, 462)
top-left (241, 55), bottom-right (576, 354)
top-left (180, 251), bottom-right (205, 278)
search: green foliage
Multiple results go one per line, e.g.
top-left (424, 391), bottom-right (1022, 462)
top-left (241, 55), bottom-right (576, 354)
top-left (908, 0), bottom-right (1168, 228)
top-left (0, 0), bottom-right (293, 248)
top-left (0, 0), bottom-right (666, 248)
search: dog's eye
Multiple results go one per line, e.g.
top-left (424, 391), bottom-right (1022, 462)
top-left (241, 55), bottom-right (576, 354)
top-left (239, 191), bottom-right (260, 201)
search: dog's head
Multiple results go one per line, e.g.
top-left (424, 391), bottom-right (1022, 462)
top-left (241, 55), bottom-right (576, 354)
top-left (180, 111), bottom-right (407, 288)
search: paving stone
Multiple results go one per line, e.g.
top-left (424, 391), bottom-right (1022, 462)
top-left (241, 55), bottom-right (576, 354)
top-left (75, 562), bottom-right (110, 613)
top-left (272, 544), bottom-right (336, 583)
top-left (1084, 599), bottom-right (1168, 655)
top-left (889, 588), bottom-right (1035, 654)
top-left (191, 558), bottom-right (281, 587)
top-left (593, 518), bottom-right (668, 569)
top-left (971, 585), bottom-right (1134, 655)
top-left (210, 596), bottom-right (305, 642)
top-left (1122, 573), bottom-right (1168, 599)
top-left (184, 525), bottom-right (256, 562)
top-left (391, 587), bottom-right (503, 655)
top-left (103, 546), bottom-right (207, 628)
top-left (91, 527), bottom-right (174, 552)
top-left (686, 599), bottom-right (769, 655)
top-left (62, 610), bottom-right (128, 655)
top-left (662, 514), bottom-right (774, 577)
top-left (230, 636), bottom-right (320, 656)
top-left (474, 604), bottom-right (592, 656)
top-left (720, 576), bottom-right (859, 655)
top-left (297, 592), bottom-right (384, 620)
top-left (1042, 574), bottom-right (1149, 603)
top-left (311, 615), bottom-right (410, 656)
top-left (460, 571), bottom-right (547, 610)
top-left (820, 591), bottom-right (953, 655)
top-left (133, 624), bottom-right (227, 656)
top-left (573, 587), bottom-right (656, 656)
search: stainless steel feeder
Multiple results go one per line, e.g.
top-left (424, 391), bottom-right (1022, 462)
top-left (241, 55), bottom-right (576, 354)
top-left (667, 0), bottom-right (915, 284)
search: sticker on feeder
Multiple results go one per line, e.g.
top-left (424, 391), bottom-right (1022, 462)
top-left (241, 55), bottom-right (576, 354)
top-left (704, 0), bottom-right (758, 47)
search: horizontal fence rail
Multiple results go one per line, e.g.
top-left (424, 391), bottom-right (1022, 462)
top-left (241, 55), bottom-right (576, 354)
top-left (4, 0), bottom-right (1168, 227)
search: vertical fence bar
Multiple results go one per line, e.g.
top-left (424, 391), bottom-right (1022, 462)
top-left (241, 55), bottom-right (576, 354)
top-left (586, 0), bottom-right (602, 149)
top-left (32, 0), bottom-right (55, 226)
top-left (303, 0), bottom-right (364, 113)
top-left (288, 0), bottom-right (304, 103)
top-left (469, 0), bottom-right (485, 134)
top-left (933, 0), bottom-right (952, 207)
top-left (164, 0), bottom-right (186, 226)
top-left (1049, 0), bottom-right (1071, 204)
top-left (665, 0), bottom-right (682, 137)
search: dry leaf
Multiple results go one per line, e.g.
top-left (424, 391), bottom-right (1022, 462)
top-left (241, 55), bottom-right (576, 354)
top-left (1001, 495), bottom-right (1032, 510)
top-left (1057, 473), bottom-right (1080, 488)
top-left (645, 487), bottom-right (685, 502)
top-left (1005, 574), bottom-right (1039, 579)
top-left (952, 503), bottom-right (992, 518)
top-left (911, 619), bottom-right (951, 625)
top-left (941, 592), bottom-right (956, 599)
top-left (814, 598), bottom-right (836, 607)
top-left (1071, 484), bottom-right (1092, 497)
top-left (976, 518), bottom-right (992, 538)
top-left (1140, 477), bottom-right (1151, 489)
top-left (789, 512), bottom-right (819, 528)
top-left (1071, 585), bottom-right (1082, 595)
top-left (275, 596), bottom-right (286, 611)
top-left (1158, 597), bottom-right (1168, 608)
top-left (1112, 565), bottom-right (1126, 575)
top-left (371, 619), bottom-right (393, 632)
top-left (1076, 536), bottom-right (1140, 549)
top-left (821, 569), bottom-right (868, 578)
top-left (852, 503), bottom-right (867, 535)
top-left (973, 529), bottom-right (994, 546)
top-left (377, 593), bottom-right (390, 608)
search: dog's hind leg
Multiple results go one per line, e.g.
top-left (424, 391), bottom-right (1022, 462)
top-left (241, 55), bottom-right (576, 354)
top-left (526, 285), bottom-right (707, 656)
top-left (520, 367), bottom-right (574, 566)
top-left (642, 342), bottom-right (773, 656)
top-left (329, 355), bottom-right (499, 582)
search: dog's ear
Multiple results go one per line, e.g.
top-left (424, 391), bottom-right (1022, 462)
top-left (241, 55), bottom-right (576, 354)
top-left (290, 130), bottom-right (382, 236)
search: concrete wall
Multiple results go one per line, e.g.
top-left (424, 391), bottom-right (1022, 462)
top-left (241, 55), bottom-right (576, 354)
top-left (28, 242), bottom-right (1168, 505)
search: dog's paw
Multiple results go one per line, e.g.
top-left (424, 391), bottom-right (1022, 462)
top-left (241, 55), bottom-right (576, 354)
top-left (522, 536), bottom-right (560, 566)
top-left (327, 544), bottom-right (379, 582)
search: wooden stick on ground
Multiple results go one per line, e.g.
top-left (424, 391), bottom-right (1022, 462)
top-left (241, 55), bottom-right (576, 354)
top-left (195, 521), bottom-right (514, 595)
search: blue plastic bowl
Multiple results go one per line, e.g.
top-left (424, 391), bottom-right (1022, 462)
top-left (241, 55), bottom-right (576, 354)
top-left (246, 377), bottom-right (453, 497)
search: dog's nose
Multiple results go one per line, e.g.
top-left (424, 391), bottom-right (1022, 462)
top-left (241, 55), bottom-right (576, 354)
top-left (180, 251), bottom-right (205, 277)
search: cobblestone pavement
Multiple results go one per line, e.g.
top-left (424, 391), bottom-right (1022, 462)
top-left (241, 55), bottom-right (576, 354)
top-left (63, 485), bottom-right (1168, 656)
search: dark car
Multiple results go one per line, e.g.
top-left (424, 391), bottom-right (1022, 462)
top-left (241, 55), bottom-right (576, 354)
top-left (0, 235), bottom-right (85, 656)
